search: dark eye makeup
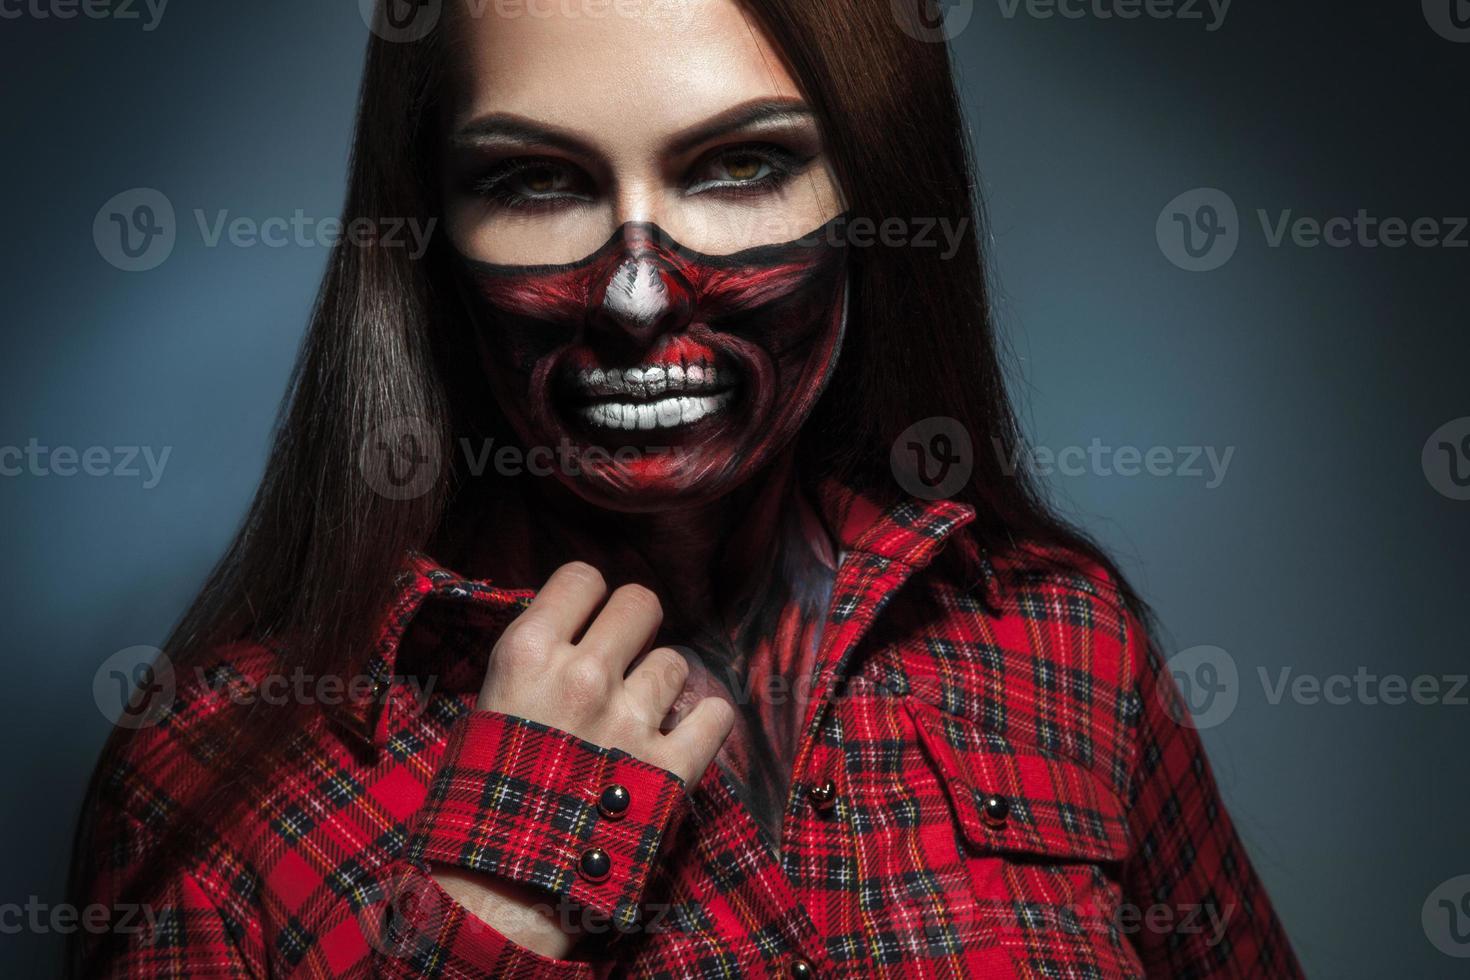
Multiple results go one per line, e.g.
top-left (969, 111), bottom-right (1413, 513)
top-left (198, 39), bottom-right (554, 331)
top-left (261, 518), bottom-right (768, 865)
top-left (463, 142), bottom-right (817, 212)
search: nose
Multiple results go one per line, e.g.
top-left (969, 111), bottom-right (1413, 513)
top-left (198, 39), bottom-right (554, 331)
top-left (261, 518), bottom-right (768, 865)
top-left (588, 250), bottom-right (694, 350)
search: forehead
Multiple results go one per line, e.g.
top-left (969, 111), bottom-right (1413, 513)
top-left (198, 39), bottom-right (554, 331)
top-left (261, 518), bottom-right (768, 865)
top-left (444, 1), bottom-right (804, 137)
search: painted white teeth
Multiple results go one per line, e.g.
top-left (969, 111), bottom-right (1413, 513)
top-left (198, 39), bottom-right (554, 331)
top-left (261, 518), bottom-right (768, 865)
top-left (576, 391), bottom-right (735, 430)
top-left (573, 360), bottom-right (724, 399)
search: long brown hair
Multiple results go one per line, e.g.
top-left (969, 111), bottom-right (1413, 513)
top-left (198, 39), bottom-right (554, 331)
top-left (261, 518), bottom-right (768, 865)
top-left (70, 1), bottom-right (1146, 970)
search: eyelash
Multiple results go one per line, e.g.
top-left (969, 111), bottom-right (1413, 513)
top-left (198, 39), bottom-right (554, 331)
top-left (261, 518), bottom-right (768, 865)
top-left (468, 143), bottom-right (813, 212)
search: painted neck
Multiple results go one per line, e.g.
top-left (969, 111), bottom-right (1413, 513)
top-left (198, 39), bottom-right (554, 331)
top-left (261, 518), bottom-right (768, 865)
top-left (443, 450), bottom-right (836, 630)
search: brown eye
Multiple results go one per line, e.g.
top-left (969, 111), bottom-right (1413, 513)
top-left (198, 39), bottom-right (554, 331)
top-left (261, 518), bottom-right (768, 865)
top-left (522, 166), bottom-right (558, 193)
top-left (686, 144), bottom-right (809, 196)
top-left (472, 158), bottom-right (592, 209)
top-left (723, 154), bottom-right (764, 181)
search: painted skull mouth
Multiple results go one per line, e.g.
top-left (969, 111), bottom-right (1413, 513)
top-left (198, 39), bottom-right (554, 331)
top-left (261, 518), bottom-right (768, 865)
top-left (559, 344), bottom-right (741, 433)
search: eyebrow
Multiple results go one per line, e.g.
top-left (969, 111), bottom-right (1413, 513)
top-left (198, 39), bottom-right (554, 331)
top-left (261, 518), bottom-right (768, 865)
top-left (665, 97), bottom-right (815, 156)
top-left (449, 97), bottom-right (815, 158)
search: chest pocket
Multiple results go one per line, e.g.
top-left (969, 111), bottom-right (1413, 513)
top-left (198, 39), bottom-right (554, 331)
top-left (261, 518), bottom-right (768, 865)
top-left (904, 697), bottom-right (1144, 978)
top-left (906, 698), bottom-right (1129, 861)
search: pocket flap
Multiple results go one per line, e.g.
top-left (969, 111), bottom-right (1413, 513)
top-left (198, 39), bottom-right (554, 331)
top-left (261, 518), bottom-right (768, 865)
top-left (906, 699), bottom-right (1130, 863)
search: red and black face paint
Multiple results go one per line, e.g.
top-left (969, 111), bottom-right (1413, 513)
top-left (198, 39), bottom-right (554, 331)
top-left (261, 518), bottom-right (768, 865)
top-left (456, 215), bottom-right (849, 510)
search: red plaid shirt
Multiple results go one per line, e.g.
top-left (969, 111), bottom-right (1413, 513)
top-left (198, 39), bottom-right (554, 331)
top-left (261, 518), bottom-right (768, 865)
top-left (79, 485), bottom-right (1301, 978)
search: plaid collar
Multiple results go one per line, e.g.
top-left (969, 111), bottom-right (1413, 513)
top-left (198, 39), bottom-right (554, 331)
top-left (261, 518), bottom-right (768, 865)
top-left (329, 480), bottom-right (979, 749)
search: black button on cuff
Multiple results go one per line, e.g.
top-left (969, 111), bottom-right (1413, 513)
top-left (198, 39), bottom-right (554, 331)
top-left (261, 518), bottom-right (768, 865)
top-left (807, 780), bottom-right (837, 811)
top-left (787, 956), bottom-right (815, 979)
top-left (598, 783), bottom-right (631, 819)
top-left (579, 847), bottom-right (611, 882)
top-left (981, 793), bottom-right (1010, 827)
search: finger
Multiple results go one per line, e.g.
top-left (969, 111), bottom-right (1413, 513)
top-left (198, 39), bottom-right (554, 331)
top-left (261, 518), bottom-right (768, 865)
top-left (576, 584), bottom-right (662, 673)
top-left (516, 562), bottom-right (608, 642)
top-left (623, 647), bottom-right (690, 724)
top-left (663, 695), bottom-right (736, 786)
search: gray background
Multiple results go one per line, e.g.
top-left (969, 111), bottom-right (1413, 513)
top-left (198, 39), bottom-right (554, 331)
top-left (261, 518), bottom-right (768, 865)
top-left (2, 1), bottom-right (1466, 975)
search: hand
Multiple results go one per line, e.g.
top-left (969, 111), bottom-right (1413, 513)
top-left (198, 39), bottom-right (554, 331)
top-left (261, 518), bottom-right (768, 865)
top-left (433, 563), bottom-right (733, 961)
top-left (477, 561), bottom-right (734, 791)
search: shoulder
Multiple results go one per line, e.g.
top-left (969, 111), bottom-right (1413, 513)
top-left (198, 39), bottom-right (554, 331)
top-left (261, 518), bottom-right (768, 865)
top-left (985, 541), bottom-right (1138, 654)
top-left (101, 638), bottom-right (288, 831)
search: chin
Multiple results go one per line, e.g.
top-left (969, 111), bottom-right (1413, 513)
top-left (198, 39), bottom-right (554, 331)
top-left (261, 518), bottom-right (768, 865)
top-left (527, 396), bottom-right (785, 513)
top-left (507, 335), bottom-right (793, 511)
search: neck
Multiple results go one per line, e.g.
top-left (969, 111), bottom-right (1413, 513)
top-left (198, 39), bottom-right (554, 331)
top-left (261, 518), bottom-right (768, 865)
top-left (444, 450), bottom-right (835, 630)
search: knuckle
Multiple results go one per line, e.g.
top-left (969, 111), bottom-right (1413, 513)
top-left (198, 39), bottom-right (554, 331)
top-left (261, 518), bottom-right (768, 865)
top-left (651, 647), bottom-right (689, 688)
top-left (560, 656), bottom-right (613, 704)
top-left (495, 619), bottom-right (554, 665)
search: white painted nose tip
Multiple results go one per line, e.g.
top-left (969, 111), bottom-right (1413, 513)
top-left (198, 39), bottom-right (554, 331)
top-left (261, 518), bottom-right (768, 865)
top-left (603, 257), bottom-right (669, 327)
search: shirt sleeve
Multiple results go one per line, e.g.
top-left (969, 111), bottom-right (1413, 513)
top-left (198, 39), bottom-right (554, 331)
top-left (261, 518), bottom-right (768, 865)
top-left (378, 710), bottom-right (691, 976)
top-left (77, 709), bottom-right (689, 979)
top-left (1121, 612), bottom-right (1304, 978)
top-left (72, 794), bottom-right (257, 978)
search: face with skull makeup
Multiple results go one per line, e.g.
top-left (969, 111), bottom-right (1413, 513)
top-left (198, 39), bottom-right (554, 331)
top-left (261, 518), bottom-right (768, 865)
top-left (441, 2), bottom-right (848, 511)
top-left (456, 219), bottom-right (848, 509)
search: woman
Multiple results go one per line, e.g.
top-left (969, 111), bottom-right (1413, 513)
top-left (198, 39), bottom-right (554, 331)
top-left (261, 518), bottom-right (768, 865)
top-left (72, 1), bottom-right (1301, 976)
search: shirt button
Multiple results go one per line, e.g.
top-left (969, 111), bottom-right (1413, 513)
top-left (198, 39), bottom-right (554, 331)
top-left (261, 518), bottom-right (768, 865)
top-left (786, 956), bottom-right (815, 979)
top-left (598, 784), bottom-right (631, 819)
top-left (806, 780), bottom-right (837, 811)
top-left (579, 848), bottom-right (611, 882)
top-left (982, 793), bottom-right (1010, 827)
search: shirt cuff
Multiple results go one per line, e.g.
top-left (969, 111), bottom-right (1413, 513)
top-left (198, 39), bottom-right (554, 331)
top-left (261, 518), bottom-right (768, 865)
top-left (409, 710), bottom-right (690, 933)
